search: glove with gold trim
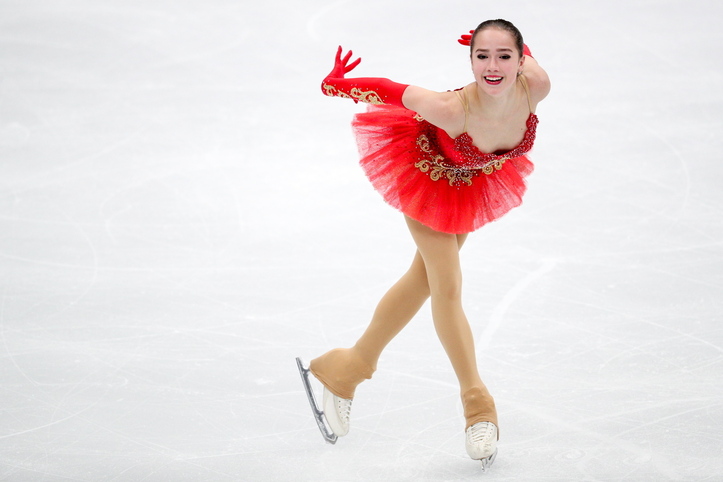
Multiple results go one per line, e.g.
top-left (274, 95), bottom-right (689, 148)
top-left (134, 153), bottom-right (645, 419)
top-left (321, 46), bottom-right (408, 107)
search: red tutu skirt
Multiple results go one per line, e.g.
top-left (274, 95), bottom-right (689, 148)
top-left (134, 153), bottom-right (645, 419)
top-left (352, 105), bottom-right (534, 234)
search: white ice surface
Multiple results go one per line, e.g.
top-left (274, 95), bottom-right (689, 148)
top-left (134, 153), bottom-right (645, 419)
top-left (1, 0), bottom-right (722, 480)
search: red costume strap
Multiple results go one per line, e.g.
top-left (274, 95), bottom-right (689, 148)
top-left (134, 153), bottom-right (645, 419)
top-left (321, 47), bottom-right (408, 107)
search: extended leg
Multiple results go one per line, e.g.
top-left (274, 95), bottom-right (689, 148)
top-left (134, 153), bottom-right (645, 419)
top-left (310, 235), bottom-right (468, 400)
top-left (352, 251), bottom-right (430, 365)
top-left (404, 216), bottom-right (483, 393)
top-left (303, 231), bottom-right (468, 440)
top-left (354, 232), bottom-right (469, 366)
top-left (404, 216), bottom-right (498, 470)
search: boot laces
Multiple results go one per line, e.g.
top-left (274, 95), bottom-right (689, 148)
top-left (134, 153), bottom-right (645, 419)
top-left (468, 422), bottom-right (495, 444)
top-left (336, 397), bottom-right (352, 423)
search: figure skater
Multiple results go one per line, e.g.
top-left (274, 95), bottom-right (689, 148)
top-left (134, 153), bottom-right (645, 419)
top-left (296, 19), bottom-right (550, 471)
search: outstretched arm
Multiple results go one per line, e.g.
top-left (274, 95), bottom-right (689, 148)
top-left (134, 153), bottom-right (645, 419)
top-left (321, 47), bottom-right (409, 107)
top-left (321, 47), bottom-right (462, 129)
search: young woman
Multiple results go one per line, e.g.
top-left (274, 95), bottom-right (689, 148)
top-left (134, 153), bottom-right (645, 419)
top-left (297, 19), bottom-right (550, 471)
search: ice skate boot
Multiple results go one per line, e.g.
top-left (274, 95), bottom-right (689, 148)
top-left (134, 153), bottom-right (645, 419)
top-left (297, 348), bottom-right (374, 443)
top-left (463, 386), bottom-right (499, 472)
top-left (323, 386), bottom-right (352, 437)
top-left (465, 421), bottom-right (498, 471)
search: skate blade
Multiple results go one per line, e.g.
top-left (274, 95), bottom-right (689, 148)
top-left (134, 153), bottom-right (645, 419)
top-left (295, 357), bottom-right (338, 445)
top-left (479, 449), bottom-right (497, 473)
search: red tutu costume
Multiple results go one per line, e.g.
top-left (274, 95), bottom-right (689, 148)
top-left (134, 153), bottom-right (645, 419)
top-left (352, 80), bottom-right (538, 234)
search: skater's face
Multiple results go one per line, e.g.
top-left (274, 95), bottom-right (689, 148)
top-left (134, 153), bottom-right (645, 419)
top-left (470, 28), bottom-right (524, 95)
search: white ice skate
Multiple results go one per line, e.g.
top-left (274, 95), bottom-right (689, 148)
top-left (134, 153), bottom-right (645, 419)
top-left (322, 385), bottom-right (352, 437)
top-left (296, 357), bottom-right (353, 444)
top-left (465, 421), bottom-right (498, 472)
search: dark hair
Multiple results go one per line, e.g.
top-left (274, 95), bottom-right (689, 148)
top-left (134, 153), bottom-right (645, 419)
top-left (470, 19), bottom-right (524, 57)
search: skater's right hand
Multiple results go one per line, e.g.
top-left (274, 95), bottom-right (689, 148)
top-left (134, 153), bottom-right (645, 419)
top-left (325, 46), bottom-right (361, 81)
top-left (458, 31), bottom-right (533, 58)
top-left (458, 30), bottom-right (474, 46)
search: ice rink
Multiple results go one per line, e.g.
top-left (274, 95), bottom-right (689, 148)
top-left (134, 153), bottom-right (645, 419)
top-left (1, 0), bottom-right (722, 480)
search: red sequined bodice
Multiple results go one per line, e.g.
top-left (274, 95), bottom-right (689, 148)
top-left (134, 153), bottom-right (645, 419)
top-left (414, 113), bottom-right (538, 187)
top-left (453, 113), bottom-right (538, 168)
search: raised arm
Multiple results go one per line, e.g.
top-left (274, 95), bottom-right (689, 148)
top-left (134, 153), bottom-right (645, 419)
top-left (458, 31), bottom-right (550, 105)
top-left (520, 54), bottom-right (551, 105)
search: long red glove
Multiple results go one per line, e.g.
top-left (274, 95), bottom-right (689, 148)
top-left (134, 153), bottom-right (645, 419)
top-left (457, 30), bottom-right (533, 57)
top-left (321, 46), bottom-right (408, 107)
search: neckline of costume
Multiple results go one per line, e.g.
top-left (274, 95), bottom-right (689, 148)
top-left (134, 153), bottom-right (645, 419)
top-left (453, 113), bottom-right (538, 158)
top-left (451, 77), bottom-right (537, 158)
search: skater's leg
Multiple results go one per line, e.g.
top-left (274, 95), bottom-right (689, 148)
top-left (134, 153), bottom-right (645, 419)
top-left (310, 235), bottom-right (468, 399)
top-left (352, 250), bottom-right (430, 363)
top-left (404, 216), bottom-right (498, 465)
top-left (404, 216), bottom-right (484, 393)
top-left (353, 233), bottom-right (468, 365)
top-left (307, 233), bottom-right (468, 438)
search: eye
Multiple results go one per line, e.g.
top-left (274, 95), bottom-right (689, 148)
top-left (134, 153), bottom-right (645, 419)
top-left (500, 55), bottom-right (511, 60)
top-left (476, 54), bottom-right (488, 60)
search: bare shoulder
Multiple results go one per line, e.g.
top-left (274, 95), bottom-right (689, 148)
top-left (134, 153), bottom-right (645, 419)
top-left (522, 56), bottom-right (551, 104)
top-left (402, 86), bottom-right (465, 130)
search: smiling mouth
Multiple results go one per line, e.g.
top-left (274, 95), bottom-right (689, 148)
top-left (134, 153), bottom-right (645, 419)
top-left (484, 76), bottom-right (503, 85)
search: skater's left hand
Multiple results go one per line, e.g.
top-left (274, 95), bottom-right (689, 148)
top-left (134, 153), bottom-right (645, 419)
top-left (325, 46), bottom-right (361, 81)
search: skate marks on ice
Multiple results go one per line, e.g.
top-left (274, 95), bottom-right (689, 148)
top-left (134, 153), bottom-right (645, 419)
top-left (1, 0), bottom-right (722, 480)
top-left (476, 258), bottom-right (558, 351)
